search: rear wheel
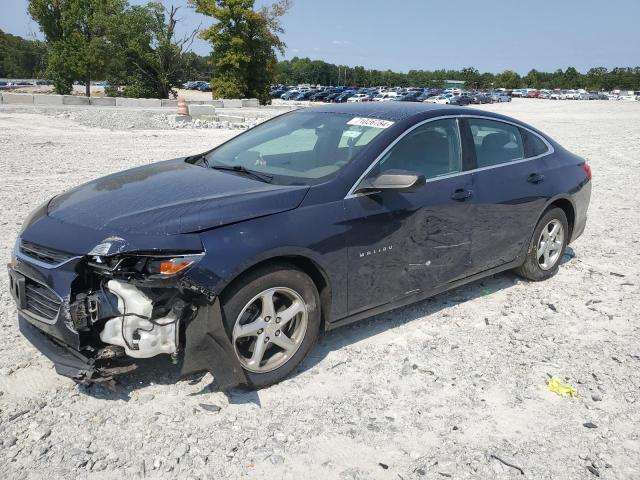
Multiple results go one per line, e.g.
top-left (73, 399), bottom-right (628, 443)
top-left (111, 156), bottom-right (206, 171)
top-left (515, 207), bottom-right (569, 281)
top-left (220, 264), bottom-right (320, 389)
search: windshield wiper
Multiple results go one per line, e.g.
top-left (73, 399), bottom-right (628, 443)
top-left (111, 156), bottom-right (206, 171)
top-left (211, 163), bottom-right (273, 183)
top-left (185, 152), bottom-right (209, 167)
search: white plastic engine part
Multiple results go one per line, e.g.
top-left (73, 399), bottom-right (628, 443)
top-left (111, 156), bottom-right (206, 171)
top-left (100, 280), bottom-right (178, 358)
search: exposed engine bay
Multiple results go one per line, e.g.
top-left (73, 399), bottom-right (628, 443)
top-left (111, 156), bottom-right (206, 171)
top-left (99, 280), bottom-right (180, 358)
top-left (66, 252), bottom-right (203, 362)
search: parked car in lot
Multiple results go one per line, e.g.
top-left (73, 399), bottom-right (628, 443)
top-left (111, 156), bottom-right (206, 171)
top-left (490, 91), bottom-right (511, 103)
top-left (424, 94), bottom-right (452, 104)
top-left (294, 90), bottom-right (318, 101)
top-left (195, 81), bottom-right (211, 92)
top-left (549, 91), bottom-right (563, 100)
top-left (417, 90), bottom-right (439, 102)
top-left (618, 91), bottom-right (637, 101)
top-left (449, 94), bottom-right (472, 106)
top-left (470, 93), bottom-right (492, 104)
top-left (309, 91), bottom-right (330, 102)
top-left (396, 91), bottom-right (423, 102)
top-left (373, 92), bottom-right (401, 102)
top-left (334, 91), bottom-right (355, 103)
top-left (10, 103), bottom-right (592, 388)
top-left (324, 92), bottom-right (343, 102)
top-left (347, 93), bottom-right (371, 103)
top-left (271, 88), bottom-right (288, 98)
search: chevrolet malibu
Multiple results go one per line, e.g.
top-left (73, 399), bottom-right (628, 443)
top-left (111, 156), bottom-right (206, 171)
top-left (8, 103), bottom-right (591, 389)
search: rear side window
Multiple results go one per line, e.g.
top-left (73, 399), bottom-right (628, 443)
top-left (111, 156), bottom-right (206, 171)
top-left (468, 118), bottom-right (524, 167)
top-left (520, 128), bottom-right (549, 157)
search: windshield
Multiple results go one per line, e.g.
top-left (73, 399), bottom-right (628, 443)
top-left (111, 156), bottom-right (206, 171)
top-left (205, 111), bottom-right (390, 185)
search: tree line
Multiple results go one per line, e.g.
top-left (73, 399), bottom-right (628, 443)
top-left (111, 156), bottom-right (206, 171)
top-left (3, 1), bottom-right (638, 102)
top-left (0, 30), bottom-right (47, 79)
top-left (276, 59), bottom-right (640, 91)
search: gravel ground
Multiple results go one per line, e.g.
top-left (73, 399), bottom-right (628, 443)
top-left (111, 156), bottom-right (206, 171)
top-left (0, 99), bottom-right (639, 479)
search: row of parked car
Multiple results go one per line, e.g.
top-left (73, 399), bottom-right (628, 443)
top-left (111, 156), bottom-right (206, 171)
top-left (512, 88), bottom-right (639, 100)
top-left (269, 86), bottom-right (516, 105)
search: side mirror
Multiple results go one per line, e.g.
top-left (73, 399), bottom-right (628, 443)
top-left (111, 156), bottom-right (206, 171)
top-left (355, 169), bottom-right (426, 194)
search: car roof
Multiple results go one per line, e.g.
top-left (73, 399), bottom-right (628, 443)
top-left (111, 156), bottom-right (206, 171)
top-left (308, 102), bottom-right (501, 122)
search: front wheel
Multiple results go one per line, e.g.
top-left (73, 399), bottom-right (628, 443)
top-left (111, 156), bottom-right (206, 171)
top-left (515, 207), bottom-right (569, 281)
top-left (220, 264), bottom-right (321, 389)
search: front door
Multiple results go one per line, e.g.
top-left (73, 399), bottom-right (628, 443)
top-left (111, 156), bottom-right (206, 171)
top-left (344, 118), bottom-right (475, 314)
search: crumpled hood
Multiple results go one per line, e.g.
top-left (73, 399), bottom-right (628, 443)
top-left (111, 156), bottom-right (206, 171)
top-left (47, 159), bottom-right (309, 235)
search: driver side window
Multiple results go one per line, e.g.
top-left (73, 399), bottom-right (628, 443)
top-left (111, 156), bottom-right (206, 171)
top-left (372, 119), bottom-right (462, 179)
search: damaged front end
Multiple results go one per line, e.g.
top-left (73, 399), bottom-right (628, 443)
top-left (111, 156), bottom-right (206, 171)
top-left (10, 238), bottom-right (246, 389)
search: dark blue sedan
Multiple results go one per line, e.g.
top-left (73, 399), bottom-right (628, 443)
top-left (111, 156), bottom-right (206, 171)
top-left (8, 103), bottom-right (591, 389)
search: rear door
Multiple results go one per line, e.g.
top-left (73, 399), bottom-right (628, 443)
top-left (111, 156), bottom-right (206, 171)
top-left (463, 117), bottom-right (553, 273)
top-left (344, 118), bottom-right (475, 314)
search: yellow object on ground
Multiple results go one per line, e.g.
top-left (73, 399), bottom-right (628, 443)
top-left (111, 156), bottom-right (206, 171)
top-left (547, 376), bottom-right (577, 397)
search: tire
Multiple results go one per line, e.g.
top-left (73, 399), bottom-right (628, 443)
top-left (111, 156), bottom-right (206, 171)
top-left (515, 207), bottom-right (569, 281)
top-left (220, 264), bottom-right (321, 389)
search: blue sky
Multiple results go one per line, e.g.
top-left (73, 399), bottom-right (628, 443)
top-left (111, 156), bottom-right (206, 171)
top-left (2, 0), bottom-right (638, 74)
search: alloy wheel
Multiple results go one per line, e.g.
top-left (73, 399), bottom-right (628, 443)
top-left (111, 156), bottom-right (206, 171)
top-left (537, 219), bottom-right (565, 270)
top-left (232, 287), bottom-right (308, 373)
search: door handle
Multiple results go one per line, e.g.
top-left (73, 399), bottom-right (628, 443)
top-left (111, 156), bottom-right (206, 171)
top-left (451, 188), bottom-right (473, 201)
top-left (527, 173), bottom-right (545, 184)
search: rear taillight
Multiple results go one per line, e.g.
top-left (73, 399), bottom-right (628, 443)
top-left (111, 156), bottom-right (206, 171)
top-left (583, 163), bottom-right (592, 180)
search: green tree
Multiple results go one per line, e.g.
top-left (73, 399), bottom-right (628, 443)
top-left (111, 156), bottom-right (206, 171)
top-left (496, 70), bottom-right (522, 89)
top-left (562, 67), bottom-right (580, 89)
top-left (190, 0), bottom-right (290, 104)
top-left (108, 4), bottom-right (199, 98)
top-left (28, 0), bottom-right (127, 96)
top-left (460, 67), bottom-right (481, 89)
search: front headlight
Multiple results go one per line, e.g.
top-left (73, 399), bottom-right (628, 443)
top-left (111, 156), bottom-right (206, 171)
top-left (89, 253), bottom-right (203, 279)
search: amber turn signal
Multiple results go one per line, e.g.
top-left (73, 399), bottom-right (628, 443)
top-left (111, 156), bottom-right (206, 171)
top-left (147, 256), bottom-right (200, 276)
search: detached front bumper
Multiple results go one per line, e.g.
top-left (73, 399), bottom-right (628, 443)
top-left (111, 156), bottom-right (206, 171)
top-left (18, 315), bottom-right (103, 382)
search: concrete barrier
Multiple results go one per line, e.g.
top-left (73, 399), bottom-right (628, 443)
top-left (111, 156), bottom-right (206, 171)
top-left (218, 114), bottom-right (245, 124)
top-left (0, 93), bottom-right (261, 110)
top-left (188, 104), bottom-right (217, 118)
top-left (33, 94), bottom-right (64, 105)
top-left (186, 100), bottom-right (222, 107)
top-left (1, 93), bottom-right (34, 104)
top-left (222, 99), bottom-right (243, 108)
top-left (115, 97), bottom-right (162, 107)
top-left (63, 95), bottom-right (90, 105)
top-left (90, 97), bottom-right (116, 106)
top-left (242, 98), bottom-right (260, 108)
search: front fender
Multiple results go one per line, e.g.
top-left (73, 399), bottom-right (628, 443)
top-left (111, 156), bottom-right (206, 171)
top-left (183, 201), bottom-right (349, 321)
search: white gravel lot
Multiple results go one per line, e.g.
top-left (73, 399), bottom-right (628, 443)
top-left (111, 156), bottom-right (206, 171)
top-left (0, 99), bottom-right (639, 479)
